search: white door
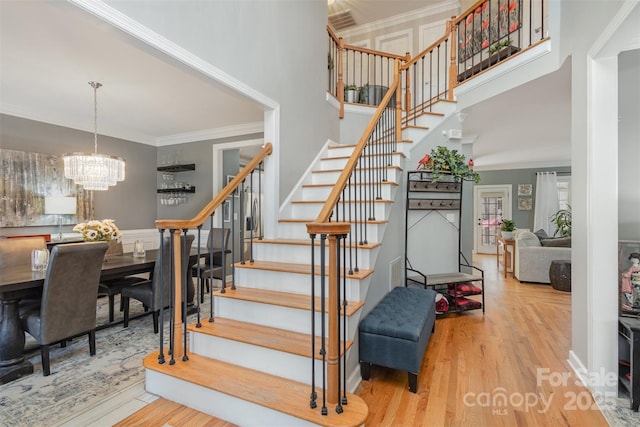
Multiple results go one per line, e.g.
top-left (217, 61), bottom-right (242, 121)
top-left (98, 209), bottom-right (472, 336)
top-left (474, 185), bottom-right (512, 254)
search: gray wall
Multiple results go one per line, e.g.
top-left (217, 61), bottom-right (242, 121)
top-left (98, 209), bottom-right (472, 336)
top-left (106, 0), bottom-right (339, 204)
top-left (478, 166), bottom-right (571, 232)
top-left (0, 114), bottom-right (156, 234)
top-left (619, 49), bottom-right (640, 240)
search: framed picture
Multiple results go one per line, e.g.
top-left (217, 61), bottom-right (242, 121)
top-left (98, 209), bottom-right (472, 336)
top-left (518, 197), bottom-right (532, 211)
top-left (223, 199), bottom-right (231, 222)
top-left (517, 184), bottom-right (532, 196)
top-left (226, 175), bottom-right (240, 196)
top-left (620, 241), bottom-right (640, 317)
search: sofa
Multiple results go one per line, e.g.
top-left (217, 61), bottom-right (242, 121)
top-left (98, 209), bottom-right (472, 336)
top-left (514, 230), bottom-right (571, 283)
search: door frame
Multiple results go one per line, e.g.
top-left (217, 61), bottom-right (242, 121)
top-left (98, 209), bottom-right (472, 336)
top-left (473, 184), bottom-right (512, 254)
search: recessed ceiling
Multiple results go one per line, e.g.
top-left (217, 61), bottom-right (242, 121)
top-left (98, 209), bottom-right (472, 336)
top-left (0, 0), bottom-right (264, 146)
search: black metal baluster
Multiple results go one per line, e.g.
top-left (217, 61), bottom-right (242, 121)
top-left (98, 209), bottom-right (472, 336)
top-left (230, 195), bottom-right (236, 291)
top-left (169, 231), bottom-right (176, 365)
top-left (341, 233), bottom-right (348, 406)
top-left (196, 225), bottom-right (202, 328)
top-left (158, 228), bottom-right (166, 364)
top-left (335, 235), bottom-right (343, 414)
top-left (309, 233), bottom-right (317, 409)
top-left (319, 234), bottom-right (327, 416)
top-left (181, 229), bottom-right (189, 362)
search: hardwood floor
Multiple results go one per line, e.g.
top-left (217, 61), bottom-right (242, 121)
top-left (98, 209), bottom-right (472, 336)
top-left (355, 254), bottom-right (609, 426)
top-left (116, 254), bottom-right (609, 426)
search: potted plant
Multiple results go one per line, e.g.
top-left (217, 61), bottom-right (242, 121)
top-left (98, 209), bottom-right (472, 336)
top-left (344, 84), bottom-right (358, 103)
top-left (550, 205), bottom-right (572, 237)
top-left (417, 145), bottom-right (480, 183)
top-left (500, 219), bottom-right (515, 239)
top-left (489, 38), bottom-right (513, 55)
top-left (358, 83), bottom-right (369, 104)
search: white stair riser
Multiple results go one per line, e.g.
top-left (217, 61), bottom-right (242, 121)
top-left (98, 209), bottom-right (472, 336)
top-left (319, 155), bottom-right (402, 171)
top-left (190, 331), bottom-right (341, 386)
top-left (311, 168), bottom-right (403, 185)
top-left (278, 221), bottom-right (385, 242)
top-left (289, 202), bottom-right (391, 222)
top-left (146, 370), bottom-right (317, 427)
top-left (327, 146), bottom-right (356, 158)
top-left (252, 243), bottom-right (377, 271)
top-left (214, 297), bottom-right (361, 338)
top-left (301, 183), bottom-right (395, 201)
top-left (234, 267), bottom-right (371, 301)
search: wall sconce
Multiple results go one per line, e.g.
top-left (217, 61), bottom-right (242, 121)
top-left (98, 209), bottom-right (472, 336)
top-left (45, 196), bottom-right (77, 240)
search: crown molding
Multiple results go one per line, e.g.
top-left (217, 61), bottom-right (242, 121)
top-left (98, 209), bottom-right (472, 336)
top-left (337, 0), bottom-right (459, 39)
top-left (155, 122), bottom-right (264, 146)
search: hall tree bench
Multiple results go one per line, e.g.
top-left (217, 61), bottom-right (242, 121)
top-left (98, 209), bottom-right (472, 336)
top-left (359, 286), bottom-right (437, 392)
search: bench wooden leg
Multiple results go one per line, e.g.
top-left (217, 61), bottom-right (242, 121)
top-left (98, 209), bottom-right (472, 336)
top-left (408, 372), bottom-right (418, 393)
top-left (360, 362), bottom-right (371, 380)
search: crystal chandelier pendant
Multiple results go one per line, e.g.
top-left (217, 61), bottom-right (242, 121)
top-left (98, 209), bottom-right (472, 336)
top-left (63, 81), bottom-right (125, 191)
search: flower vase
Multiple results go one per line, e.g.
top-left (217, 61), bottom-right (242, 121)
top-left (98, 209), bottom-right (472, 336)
top-left (104, 239), bottom-right (119, 262)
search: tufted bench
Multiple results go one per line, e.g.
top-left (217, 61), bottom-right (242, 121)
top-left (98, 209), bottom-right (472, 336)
top-left (359, 286), bottom-right (436, 393)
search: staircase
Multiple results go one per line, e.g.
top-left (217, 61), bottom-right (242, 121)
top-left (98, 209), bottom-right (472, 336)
top-left (141, 97), bottom-right (461, 425)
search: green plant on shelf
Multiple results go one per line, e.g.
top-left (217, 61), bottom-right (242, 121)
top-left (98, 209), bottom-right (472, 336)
top-left (489, 38), bottom-right (513, 54)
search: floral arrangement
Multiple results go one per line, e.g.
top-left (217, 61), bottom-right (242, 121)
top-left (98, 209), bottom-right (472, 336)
top-left (73, 219), bottom-right (122, 242)
top-left (417, 146), bottom-right (480, 183)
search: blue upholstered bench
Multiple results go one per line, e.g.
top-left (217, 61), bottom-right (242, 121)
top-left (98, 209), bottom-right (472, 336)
top-left (358, 286), bottom-right (436, 393)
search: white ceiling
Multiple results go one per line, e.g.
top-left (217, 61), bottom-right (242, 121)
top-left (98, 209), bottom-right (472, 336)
top-left (0, 1), bottom-right (265, 147)
top-left (0, 0), bottom-right (571, 170)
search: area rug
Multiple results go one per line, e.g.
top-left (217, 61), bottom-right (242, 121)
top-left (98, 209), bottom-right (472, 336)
top-left (0, 296), bottom-right (211, 427)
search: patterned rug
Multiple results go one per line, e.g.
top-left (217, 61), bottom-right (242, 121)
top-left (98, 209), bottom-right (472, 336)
top-left (0, 295), bottom-right (210, 427)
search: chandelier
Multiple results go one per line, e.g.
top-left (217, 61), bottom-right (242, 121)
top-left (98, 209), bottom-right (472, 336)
top-left (63, 81), bottom-right (125, 191)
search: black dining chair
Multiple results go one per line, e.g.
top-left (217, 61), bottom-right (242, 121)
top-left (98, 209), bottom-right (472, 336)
top-left (191, 228), bottom-right (230, 300)
top-left (97, 241), bottom-right (148, 323)
top-left (121, 234), bottom-right (194, 333)
top-left (19, 241), bottom-right (108, 376)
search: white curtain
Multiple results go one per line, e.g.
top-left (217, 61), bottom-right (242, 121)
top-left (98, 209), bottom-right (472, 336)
top-left (533, 172), bottom-right (559, 236)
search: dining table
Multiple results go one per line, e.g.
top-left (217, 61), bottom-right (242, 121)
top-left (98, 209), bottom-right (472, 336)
top-left (0, 247), bottom-right (217, 384)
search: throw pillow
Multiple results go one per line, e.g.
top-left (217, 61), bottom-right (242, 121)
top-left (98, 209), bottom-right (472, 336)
top-left (540, 237), bottom-right (571, 247)
top-left (534, 229), bottom-right (549, 242)
top-left (448, 282), bottom-right (482, 296)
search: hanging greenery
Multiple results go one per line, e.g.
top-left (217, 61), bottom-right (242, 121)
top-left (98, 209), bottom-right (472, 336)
top-left (417, 146), bottom-right (480, 183)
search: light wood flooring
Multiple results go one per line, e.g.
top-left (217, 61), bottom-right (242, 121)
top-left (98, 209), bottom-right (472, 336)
top-left (116, 254), bottom-right (609, 426)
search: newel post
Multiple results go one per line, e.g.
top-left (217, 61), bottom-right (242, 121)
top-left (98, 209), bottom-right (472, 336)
top-left (306, 221), bottom-right (351, 406)
top-left (447, 16), bottom-right (458, 101)
top-left (394, 59), bottom-right (402, 142)
top-left (171, 229), bottom-right (184, 359)
top-left (338, 37), bottom-right (345, 119)
top-left (403, 52), bottom-right (412, 114)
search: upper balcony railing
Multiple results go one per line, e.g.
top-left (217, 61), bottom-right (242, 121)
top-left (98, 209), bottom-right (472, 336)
top-left (329, 0), bottom-right (548, 125)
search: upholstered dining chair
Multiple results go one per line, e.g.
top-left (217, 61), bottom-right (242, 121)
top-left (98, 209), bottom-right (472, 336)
top-left (191, 228), bottom-right (230, 300)
top-left (121, 234), bottom-right (194, 333)
top-left (97, 240), bottom-right (148, 323)
top-left (19, 241), bottom-right (108, 376)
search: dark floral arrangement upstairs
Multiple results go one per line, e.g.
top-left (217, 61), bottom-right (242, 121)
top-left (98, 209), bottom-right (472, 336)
top-left (417, 146), bottom-right (480, 183)
top-left (458, 0), bottom-right (521, 62)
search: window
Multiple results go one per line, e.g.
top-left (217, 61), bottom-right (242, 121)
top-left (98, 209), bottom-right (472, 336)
top-left (556, 176), bottom-right (571, 210)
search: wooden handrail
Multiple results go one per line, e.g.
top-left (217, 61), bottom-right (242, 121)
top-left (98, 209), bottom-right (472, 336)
top-left (155, 142), bottom-right (273, 230)
top-left (452, 0), bottom-right (488, 27)
top-left (342, 43), bottom-right (406, 61)
top-left (400, 30), bottom-right (453, 71)
top-left (327, 25), bottom-right (340, 44)
top-left (313, 72), bottom-right (400, 224)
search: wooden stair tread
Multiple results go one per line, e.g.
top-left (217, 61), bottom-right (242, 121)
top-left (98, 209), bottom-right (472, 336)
top-left (312, 165), bottom-right (402, 174)
top-left (114, 397), bottom-right (236, 427)
top-left (404, 124), bottom-right (429, 130)
top-left (187, 317), bottom-right (352, 359)
top-left (144, 352), bottom-right (368, 427)
top-left (291, 199), bottom-right (393, 204)
top-left (323, 151), bottom-right (406, 161)
top-left (234, 259), bottom-right (373, 279)
top-left (279, 218), bottom-right (388, 225)
top-left (254, 238), bottom-right (380, 250)
top-left (213, 287), bottom-right (364, 316)
top-left (328, 142), bottom-right (410, 150)
top-left (302, 181), bottom-right (399, 188)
